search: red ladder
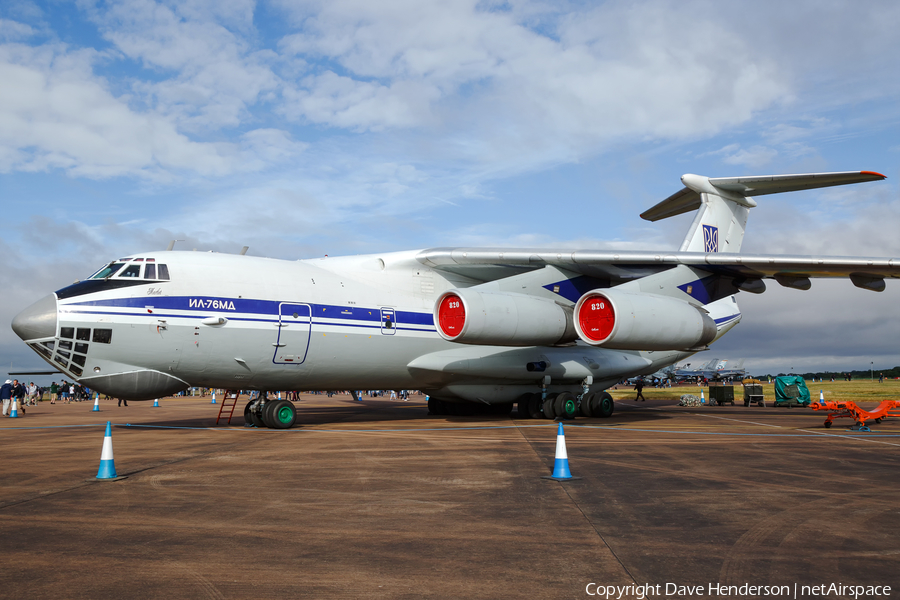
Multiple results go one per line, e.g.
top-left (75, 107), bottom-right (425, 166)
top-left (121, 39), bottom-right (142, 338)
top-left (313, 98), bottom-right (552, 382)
top-left (215, 390), bottom-right (241, 425)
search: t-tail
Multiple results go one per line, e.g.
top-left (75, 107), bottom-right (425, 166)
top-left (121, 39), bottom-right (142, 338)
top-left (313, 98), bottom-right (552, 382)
top-left (641, 171), bottom-right (887, 255)
top-left (629, 170), bottom-right (887, 341)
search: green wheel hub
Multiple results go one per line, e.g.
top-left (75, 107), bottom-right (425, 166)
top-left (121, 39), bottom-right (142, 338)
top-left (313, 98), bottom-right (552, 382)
top-left (275, 405), bottom-right (294, 424)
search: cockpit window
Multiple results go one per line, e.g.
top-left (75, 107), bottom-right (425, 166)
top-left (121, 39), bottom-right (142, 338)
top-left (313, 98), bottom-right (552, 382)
top-left (158, 264), bottom-right (170, 280)
top-left (90, 263), bottom-right (125, 279)
top-left (118, 265), bottom-right (142, 278)
top-left (144, 264), bottom-right (157, 279)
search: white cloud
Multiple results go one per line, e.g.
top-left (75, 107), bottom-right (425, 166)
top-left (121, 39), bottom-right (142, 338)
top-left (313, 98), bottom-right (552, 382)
top-left (274, 0), bottom-right (791, 170)
top-left (0, 42), bottom-right (234, 179)
top-left (0, 17), bottom-right (35, 40)
top-left (721, 145), bottom-right (779, 168)
top-left (82, 0), bottom-right (279, 132)
top-left (239, 128), bottom-right (308, 169)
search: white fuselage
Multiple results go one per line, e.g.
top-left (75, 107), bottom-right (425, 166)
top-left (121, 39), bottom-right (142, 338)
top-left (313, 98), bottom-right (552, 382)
top-left (16, 250), bottom-right (740, 402)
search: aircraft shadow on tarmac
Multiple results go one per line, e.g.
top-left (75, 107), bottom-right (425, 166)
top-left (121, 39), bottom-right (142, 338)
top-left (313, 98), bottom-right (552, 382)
top-left (120, 398), bottom-right (677, 429)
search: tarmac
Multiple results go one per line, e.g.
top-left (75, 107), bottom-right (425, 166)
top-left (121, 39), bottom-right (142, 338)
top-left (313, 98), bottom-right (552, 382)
top-left (1, 394), bottom-right (899, 599)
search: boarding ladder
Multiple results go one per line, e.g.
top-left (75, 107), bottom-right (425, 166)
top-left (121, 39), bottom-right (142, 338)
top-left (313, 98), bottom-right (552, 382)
top-left (215, 390), bottom-right (242, 425)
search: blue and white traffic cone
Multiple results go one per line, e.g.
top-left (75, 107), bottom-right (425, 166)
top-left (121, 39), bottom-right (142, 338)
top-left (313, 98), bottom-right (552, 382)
top-left (820, 390), bottom-right (825, 404)
top-left (9, 397), bottom-right (19, 418)
top-left (96, 421), bottom-right (119, 479)
top-left (211, 391), bottom-right (216, 404)
top-left (153, 398), bottom-right (160, 407)
top-left (92, 395), bottom-right (100, 412)
top-left (700, 389), bottom-right (706, 405)
top-left (542, 422), bottom-right (581, 481)
top-left (278, 391), bottom-right (282, 400)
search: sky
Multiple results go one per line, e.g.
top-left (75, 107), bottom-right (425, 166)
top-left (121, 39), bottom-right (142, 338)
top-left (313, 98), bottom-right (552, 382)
top-left (2, 0), bottom-right (899, 382)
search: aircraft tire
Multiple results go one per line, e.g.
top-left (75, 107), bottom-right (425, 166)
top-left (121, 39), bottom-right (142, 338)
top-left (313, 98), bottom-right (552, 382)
top-left (243, 401), bottom-right (254, 425)
top-left (542, 395), bottom-right (557, 420)
top-left (249, 404), bottom-right (265, 428)
top-left (261, 401), bottom-right (279, 428)
top-left (268, 400), bottom-right (296, 429)
top-left (876, 417), bottom-right (883, 423)
top-left (591, 392), bottom-right (615, 418)
top-left (527, 393), bottom-right (543, 419)
top-left (580, 392), bottom-right (595, 418)
top-left (517, 396), bottom-right (531, 419)
top-left (824, 421), bottom-right (832, 428)
top-left (554, 392), bottom-right (577, 420)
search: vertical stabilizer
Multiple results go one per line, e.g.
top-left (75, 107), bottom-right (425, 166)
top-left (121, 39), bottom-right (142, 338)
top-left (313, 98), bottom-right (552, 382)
top-left (640, 170), bottom-right (886, 254)
top-left (678, 175), bottom-right (751, 254)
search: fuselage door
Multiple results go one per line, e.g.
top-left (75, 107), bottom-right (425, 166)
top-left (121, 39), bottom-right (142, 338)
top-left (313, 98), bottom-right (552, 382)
top-left (380, 308), bottom-right (396, 335)
top-left (273, 303), bottom-right (312, 364)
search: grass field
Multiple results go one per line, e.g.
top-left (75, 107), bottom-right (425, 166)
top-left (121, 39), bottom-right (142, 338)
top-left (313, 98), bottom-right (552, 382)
top-left (607, 378), bottom-right (900, 405)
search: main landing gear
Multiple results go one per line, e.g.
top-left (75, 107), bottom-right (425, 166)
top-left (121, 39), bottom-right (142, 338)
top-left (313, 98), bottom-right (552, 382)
top-left (515, 390), bottom-right (614, 420)
top-left (518, 376), bottom-right (615, 419)
top-left (516, 376), bottom-right (614, 420)
top-left (244, 393), bottom-right (297, 429)
top-left (427, 378), bottom-right (616, 421)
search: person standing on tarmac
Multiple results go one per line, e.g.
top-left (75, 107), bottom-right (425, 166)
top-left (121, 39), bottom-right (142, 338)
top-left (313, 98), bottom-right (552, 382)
top-left (1, 380), bottom-right (12, 416)
top-left (12, 379), bottom-right (26, 414)
top-left (634, 379), bottom-right (646, 402)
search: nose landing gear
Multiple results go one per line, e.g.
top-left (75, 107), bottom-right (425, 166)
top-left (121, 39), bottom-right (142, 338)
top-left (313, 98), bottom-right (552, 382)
top-left (244, 392), bottom-right (297, 429)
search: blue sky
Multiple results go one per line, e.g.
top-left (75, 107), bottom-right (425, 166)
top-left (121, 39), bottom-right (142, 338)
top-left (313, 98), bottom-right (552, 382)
top-left (2, 0), bottom-right (899, 380)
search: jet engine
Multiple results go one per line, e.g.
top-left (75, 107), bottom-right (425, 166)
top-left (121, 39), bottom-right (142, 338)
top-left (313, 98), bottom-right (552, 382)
top-left (434, 289), bottom-right (577, 346)
top-left (574, 289), bottom-right (717, 350)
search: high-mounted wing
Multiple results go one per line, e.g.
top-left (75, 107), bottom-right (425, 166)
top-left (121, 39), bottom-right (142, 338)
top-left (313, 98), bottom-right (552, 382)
top-left (418, 170), bottom-right (892, 292)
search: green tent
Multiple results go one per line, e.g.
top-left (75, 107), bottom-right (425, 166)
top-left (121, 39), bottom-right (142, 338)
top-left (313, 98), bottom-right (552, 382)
top-left (773, 376), bottom-right (811, 407)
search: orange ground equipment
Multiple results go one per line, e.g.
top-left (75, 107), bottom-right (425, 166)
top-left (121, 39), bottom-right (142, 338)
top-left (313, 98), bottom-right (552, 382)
top-left (809, 398), bottom-right (900, 429)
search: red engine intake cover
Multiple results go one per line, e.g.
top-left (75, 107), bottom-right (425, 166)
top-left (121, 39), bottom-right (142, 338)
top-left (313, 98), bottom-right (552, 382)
top-left (578, 293), bottom-right (615, 342)
top-left (437, 294), bottom-right (466, 338)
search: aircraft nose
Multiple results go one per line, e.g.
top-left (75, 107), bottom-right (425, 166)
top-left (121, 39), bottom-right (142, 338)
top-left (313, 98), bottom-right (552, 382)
top-left (11, 294), bottom-right (59, 341)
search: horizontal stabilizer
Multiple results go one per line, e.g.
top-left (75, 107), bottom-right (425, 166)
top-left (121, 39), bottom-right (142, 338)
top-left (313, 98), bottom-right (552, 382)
top-left (641, 171), bottom-right (886, 222)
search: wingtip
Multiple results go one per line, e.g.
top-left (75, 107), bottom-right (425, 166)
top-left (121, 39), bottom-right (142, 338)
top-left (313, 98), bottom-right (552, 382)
top-left (860, 170), bottom-right (887, 180)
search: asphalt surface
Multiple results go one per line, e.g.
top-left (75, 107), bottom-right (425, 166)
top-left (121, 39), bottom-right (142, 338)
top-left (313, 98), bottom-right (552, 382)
top-left (1, 394), bottom-right (899, 599)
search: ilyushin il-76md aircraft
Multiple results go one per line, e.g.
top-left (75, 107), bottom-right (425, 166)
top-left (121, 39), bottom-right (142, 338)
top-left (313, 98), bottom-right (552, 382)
top-left (11, 171), bottom-right (896, 429)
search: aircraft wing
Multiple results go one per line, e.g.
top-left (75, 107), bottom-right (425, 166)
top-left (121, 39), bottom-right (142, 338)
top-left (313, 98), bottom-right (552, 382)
top-left (7, 370), bottom-right (61, 376)
top-left (416, 248), bottom-right (899, 291)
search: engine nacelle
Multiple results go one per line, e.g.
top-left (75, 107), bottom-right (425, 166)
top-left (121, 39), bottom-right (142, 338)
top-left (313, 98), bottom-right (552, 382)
top-left (435, 289), bottom-right (577, 346)
top-left (574, 289), bottom-right (717, 350)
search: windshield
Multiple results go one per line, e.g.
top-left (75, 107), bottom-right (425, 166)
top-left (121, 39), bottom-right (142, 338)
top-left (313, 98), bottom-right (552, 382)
top-left (89, 263), bottom-right (125, 279)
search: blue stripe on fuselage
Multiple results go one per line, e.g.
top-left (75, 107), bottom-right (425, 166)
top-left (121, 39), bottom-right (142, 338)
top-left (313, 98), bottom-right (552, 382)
top-left (63, 296), bottom-right (436, 328)
top-left (714, 313), bottom-right (741, 327)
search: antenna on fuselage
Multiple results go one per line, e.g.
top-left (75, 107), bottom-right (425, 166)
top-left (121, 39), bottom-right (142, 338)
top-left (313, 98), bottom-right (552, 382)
top-left (240, 246), bottom-right (249, 255)
top-left (166, 240), bottom-right (184, 251)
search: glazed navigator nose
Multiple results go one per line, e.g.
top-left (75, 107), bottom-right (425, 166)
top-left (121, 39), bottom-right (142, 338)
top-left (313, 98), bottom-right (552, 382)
top-left (11, 294), bottom-right (58, 341)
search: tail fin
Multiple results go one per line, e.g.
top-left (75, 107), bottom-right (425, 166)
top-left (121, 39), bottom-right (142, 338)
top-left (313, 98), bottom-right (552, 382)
top-left (640, 171), bottom-right (887, 254)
